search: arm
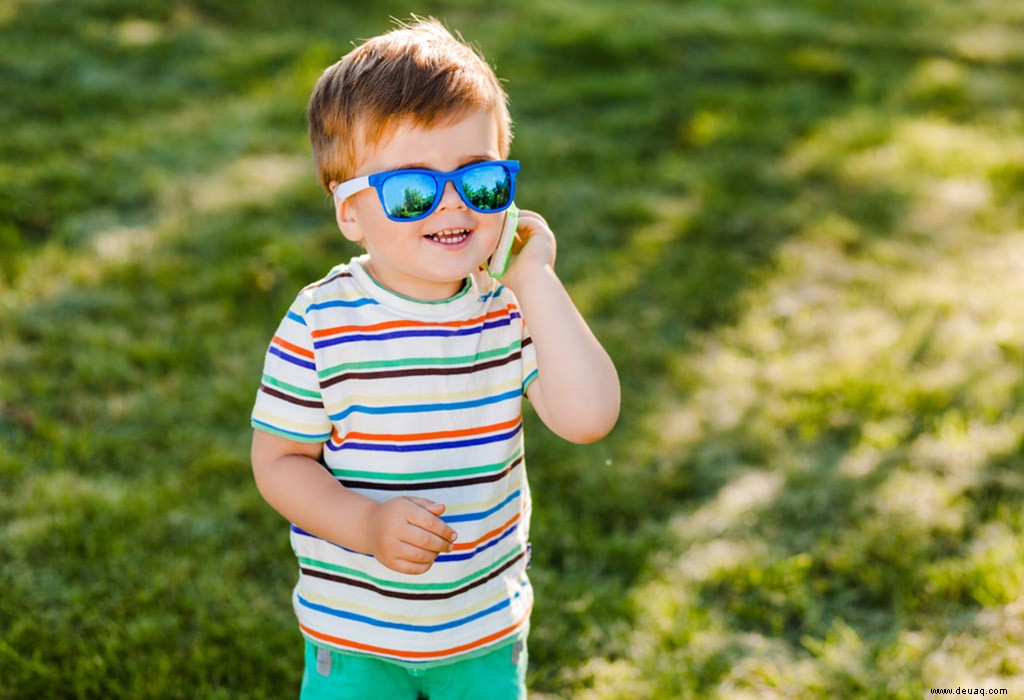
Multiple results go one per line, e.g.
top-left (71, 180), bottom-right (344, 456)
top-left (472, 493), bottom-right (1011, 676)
top-left (501, 210), bottom-right (620, 443)
top-left (251, 429), bottom-right (457, 575)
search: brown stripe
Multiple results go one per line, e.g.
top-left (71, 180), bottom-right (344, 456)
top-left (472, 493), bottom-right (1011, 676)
top-left (260, 384), bottom-right (324, 409)
top-left (305, 271), bottom-right (352, 291)
top-left (320, 351), bottom-right (523, 390)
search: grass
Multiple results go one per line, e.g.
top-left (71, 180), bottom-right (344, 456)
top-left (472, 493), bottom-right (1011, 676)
top-left (2, 0), bottom-right (1024, 697)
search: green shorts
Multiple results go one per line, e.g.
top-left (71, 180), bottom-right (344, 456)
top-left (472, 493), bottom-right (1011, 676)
top-left (299, 638), bottom-right (527, 700)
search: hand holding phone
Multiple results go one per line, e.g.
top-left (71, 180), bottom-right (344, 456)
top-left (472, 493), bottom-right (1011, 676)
top-left (487, 203), bottom-right (518, 278)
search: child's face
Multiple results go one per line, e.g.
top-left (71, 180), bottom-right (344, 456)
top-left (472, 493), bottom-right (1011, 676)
top-left (333, 110), bottom-right (506, 301)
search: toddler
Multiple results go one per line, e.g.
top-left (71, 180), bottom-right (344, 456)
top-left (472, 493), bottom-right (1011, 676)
top-left (251, 18), bottom-right (620, 700)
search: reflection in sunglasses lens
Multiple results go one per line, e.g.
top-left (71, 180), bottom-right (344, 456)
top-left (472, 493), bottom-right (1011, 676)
top-left (383, 174), bottom-right (436, 219)
top-left (461, 165), bottom-right (510, 212)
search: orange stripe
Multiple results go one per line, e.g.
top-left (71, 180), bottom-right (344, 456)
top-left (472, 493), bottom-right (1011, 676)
top-left (336, 417), bottom-right (521, 445)
top-left (312, 306), bottom-right (517, 339)
top-left (272, 335), bottom-right (315, 359)
top-left (451, 512), bottom-right (521, 552)
top-left (299, 609), bottom-right (530, 661)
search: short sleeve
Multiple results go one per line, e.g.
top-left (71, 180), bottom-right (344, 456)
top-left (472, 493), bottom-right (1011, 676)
top-left (251, 295), bottom-right (332, 442)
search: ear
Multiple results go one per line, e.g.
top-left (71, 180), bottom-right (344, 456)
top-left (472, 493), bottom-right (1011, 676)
top-left (330, 181), bottom-right (365, 245)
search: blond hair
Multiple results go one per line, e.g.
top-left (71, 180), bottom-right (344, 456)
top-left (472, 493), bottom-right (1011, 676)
top-left (307, 17), bottom-right (512, 192)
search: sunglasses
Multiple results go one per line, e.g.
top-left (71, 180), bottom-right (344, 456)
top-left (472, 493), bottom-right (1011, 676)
top-left (332, 160), bottom-right (519, 222)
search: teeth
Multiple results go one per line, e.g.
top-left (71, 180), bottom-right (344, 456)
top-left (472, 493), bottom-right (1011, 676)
top-left (428, 228), bottom-right (470, 244)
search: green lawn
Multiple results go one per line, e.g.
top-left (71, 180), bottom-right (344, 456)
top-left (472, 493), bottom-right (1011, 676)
top-left (2, 1), bottom-right (1023, 698)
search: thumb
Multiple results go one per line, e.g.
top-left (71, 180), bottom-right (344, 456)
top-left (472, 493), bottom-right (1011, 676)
top-left (406, 497), bottom-right (446, 516)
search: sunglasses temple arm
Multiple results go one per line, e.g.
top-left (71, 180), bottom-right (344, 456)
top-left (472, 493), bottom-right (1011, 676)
top-left (332, 176), bottom-right (371, 203)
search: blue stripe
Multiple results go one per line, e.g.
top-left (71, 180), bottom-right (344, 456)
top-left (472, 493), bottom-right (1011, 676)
top-left (286, 311), bottom-right (307, 326)
top-left (251, 419), bottom-right (330, 442)
top-left (295, 590), bottom-right (521, 633)
top-left (306, 298), bottom-right (378, 312)
top-left (269, 345), bottom-right (316, 370)
top-left (328, 388), bottom-right (521, 421)
top-left (326, 425), bottom-right (522, 453)
top-left (435, 520), bottom-right (520, 563)
top-left (522, 368), bottom-right (539, 392)
top-left (476, 285), bottom-right (505, 303)
top-left (312, 316), bottom-right (518, 350)
top-left (443, 490), bottom-right (521, 524)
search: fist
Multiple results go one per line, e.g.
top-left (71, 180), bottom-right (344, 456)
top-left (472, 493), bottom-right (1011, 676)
top-left (367, 497), bottom-right (458, 575)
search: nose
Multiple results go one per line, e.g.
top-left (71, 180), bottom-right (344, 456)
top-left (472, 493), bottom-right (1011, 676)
top-left (435, 180), bottom-right (466, 212)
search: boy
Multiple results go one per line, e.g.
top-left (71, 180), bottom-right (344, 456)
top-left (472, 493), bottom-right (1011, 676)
top-left (250, 18), bottom-right (619, 700)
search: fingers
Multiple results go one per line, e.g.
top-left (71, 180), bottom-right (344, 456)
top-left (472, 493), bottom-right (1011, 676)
top-left (516, 208), bottom-right (548, 229)
top-left (384, 538), bottom-right (448, 575)
top-left (388, 557), bottom-right (435, 576)
top-left (369, 497), bottom-right (459, 575)
top-left (406, 496), bottom-right (446, 517)
top-left (501, 209), bottom-right (556, 276)
top-left (395, 528), bottom-right (452, 560)
top-left (516, 210), bottom-right (553, 238)
top-left (404, 497), bottom-right (458, 545)
top-left (389, 542), bottom-right (445, 575)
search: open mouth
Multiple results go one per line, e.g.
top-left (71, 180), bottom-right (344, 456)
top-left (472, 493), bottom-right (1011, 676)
top-left (425, 228), bottom-right (471, 245)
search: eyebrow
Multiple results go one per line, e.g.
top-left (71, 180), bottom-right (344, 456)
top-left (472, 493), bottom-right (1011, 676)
top-left (392, 155), bottom-right (497, 171)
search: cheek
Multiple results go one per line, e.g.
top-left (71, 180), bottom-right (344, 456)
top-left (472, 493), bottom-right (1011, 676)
top-left (481, 215), bottom-right (506, 246)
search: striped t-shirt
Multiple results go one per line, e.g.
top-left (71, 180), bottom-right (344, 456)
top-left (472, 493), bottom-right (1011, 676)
top-left (251, 255), bottom-right (538, 665)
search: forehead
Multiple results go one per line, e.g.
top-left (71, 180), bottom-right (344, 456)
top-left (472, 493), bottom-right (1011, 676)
top-left (353, 109), bottom-right (502, 175)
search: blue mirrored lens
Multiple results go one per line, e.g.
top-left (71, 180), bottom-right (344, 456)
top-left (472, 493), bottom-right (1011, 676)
top-left (381, 173), bottom-right (437, 219)
top-left (460, 164), bottom-right (512, 212)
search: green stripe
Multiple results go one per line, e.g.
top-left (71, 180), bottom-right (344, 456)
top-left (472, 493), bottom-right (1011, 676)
top-left (298, 547), bottom-right (522, 592)
top-left (251, 420), bottom-right (329, 443)
top-left (317, 340), bottom-right (522, 379)
top-left (330, 449), bottom-right (523, 482)
top-left (262, 374), bottom-right (322, 399)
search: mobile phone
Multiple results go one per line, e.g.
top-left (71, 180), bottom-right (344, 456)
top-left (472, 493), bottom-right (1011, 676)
top-left (487, 203), bottom-right (518, 278)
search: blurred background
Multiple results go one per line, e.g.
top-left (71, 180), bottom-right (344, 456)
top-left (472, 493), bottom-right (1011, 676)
top-left (2, 1), bottom-right (1023, 697)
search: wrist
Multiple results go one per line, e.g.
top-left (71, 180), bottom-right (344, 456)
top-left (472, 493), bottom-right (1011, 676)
top-left (362, 498), bottom-right (387, 558)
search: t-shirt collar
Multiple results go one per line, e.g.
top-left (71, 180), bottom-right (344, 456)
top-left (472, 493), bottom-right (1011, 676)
top-left (347, 254), bottom-right (487, 319)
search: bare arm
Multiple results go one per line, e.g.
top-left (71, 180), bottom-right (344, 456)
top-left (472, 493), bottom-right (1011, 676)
top-left (251, 429), bottom-right (457, 574)
top-left (501, 210), bottom-right (620, 443)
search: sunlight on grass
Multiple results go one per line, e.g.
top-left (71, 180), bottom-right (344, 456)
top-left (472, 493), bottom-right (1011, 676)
top-left (786, 113), bottom-right (1024, 189)
top-left (925, 598), bottom-right (1024, 692)
top-left (953, 24), bottom-right (1024, 64)
top-left (186, 153), bottom-right (309, 213)
top-left (114, 18), bottom-right (163, 47)
top-left (672, 471), bottom-right (784, 543)
top-left (91, 224), bottom-right (157, 262)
